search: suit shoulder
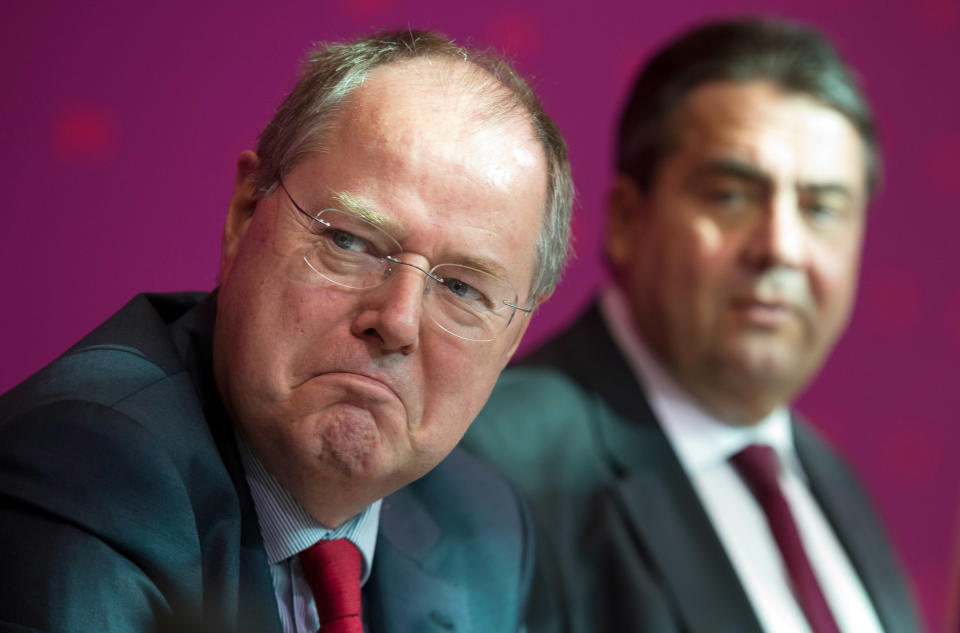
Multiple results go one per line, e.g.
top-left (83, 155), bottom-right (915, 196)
top-left (0, 292), bottom-right (206, 421)
top-left (476, 365), bottom-right (594, 424)
top-left (462, 366), bottom-right (598, 479)
top-left (0, 399), bottom-right (202, 546)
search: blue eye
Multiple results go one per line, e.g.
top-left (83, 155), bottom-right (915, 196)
top-left (330, 229), bottom-right (368, 252)
top-left (440, 277), bottom-right (498, 310)
top-left (443, 279), bottom-right (473, 297)
top-left (444, 277), bottom-right (476, 298)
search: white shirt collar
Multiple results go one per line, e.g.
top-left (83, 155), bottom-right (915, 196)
top-left (598, 283), bottom-right (802, 478)
top-left (235, 432), bottom-right (381, 582)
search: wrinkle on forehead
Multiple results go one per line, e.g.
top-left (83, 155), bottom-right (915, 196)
top-left (331, 58), bottom-right (543, 194)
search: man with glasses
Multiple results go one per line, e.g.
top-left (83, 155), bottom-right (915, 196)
top-left (0, 29), bottom-right (572, 633)
top-left (464, 17), bottom-right (923, 633)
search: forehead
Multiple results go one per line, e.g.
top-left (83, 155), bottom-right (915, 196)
top-left (667, 80), bottom-right (867, 191)
top-left (339, 60), bottom-right (537, 163)
top-left (288, 58), bottom-right (547, 281)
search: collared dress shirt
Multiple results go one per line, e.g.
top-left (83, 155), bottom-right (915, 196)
top-left (599, 284), bottom-right (885, 633)
top-left (237, 436), bottom-right (382, 633)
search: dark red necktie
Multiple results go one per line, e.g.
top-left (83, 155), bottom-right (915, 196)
top-left (731, 444), bottom-right (842, 633)
top-left (299, 538), bottom-right (364, 633)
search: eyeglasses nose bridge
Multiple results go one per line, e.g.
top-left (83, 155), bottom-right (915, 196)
top-left (384, 255), bottom-right (444, 288)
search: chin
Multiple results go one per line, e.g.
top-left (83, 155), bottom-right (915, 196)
top-left (714, 341), bottom-right (799, 389)
top-left (311, 406), bottom-right (386, 473)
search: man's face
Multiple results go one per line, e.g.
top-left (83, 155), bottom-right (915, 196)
top-left (214, 60), bottom-right (546, 526)
top-left (608, 80), bottom-right (868, 424)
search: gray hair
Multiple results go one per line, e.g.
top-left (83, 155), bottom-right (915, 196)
top-left (617, 17), bottom-right (880, 196)
top-left (253, 29), bottom-right (573, 302)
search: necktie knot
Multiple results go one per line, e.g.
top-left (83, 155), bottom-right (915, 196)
top-left (299, 538), bottom-right (363, 633)
top-left (730, 443), bottom-right (782, 501)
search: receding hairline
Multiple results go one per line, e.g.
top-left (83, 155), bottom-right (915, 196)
top-left (273, 54), bottom-right (544, 204)
top-left (347, 55), bottom-right (540, 137)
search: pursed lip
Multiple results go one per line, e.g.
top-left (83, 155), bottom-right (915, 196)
top-left (732, 296), bottom-right (795, 309)
top-left (729, 296), bottom-right (800, 326)
top-left (298, 369), bottom-right (405, 403)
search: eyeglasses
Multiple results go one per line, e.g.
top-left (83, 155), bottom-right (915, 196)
top-left (279, 180), bottom-right (533, 342)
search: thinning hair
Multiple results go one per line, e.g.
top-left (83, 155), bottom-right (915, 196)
top-left (253, 29), bottom-right (573, 302)
top-left (617, 17), bottom-right (880, 196)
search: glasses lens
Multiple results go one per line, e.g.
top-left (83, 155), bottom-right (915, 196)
top-left (288, 191), bottom-right (525, 342)
top-left (427, 264), bottom-right (519, 341)
top-left (301, 209), bottom-right (401, 289)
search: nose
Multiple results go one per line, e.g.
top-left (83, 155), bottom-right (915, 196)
top-left (744, 192), bottom-right (808, 270)
top-left (350, 257), bottom-right (428, 354)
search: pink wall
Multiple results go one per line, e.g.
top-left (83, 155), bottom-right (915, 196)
top-left (2, 1), bottom-right (958, 629)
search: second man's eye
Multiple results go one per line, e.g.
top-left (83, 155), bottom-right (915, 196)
top-left (703, 187), bottom-right (754, 208)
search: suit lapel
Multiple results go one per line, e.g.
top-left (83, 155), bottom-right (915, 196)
top-left (203, 392), bottom-right (283, 633)
top-left (364, 485), bottom-right (471, 633)
top-left (794, 424), bottom-right (922, 633)
top-left (607, 431), bottom-right (763, 633)
top-left (172, 297), bottom-right (283, 633)
top-left (540, 303), bottom-right (764, 633)
top-left (525, 304), bottom-right (659, 476)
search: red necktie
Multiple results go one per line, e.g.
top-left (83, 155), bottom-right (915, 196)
top-left (731, 444), bottom-right (842, 633)
top-left (299, 538), bottom-right (364, 633)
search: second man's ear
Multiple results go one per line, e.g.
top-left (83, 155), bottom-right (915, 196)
top-left (605, 173), bottom-right (645, 272)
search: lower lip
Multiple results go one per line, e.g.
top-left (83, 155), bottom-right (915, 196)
top-left (733, 303), bottom-right (794, 328)
top-left (327, 372), bottom-right (399, 400)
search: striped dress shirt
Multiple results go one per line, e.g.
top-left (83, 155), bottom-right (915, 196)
top-left (236, 435), bottom-right (381, 633)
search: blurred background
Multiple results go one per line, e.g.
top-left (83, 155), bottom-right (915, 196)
top-left (1, 0), bottom-right (958, 629)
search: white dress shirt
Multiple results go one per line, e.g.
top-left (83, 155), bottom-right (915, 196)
top-left (599, 284), bottom-right (885, 633)
top-left (237, 435), bottom-right (381, 633)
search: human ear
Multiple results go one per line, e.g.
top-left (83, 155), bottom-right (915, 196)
top-left (605, 173), bottom-right (645, 272)
top-left (220, 151), bottom-right (260, 283)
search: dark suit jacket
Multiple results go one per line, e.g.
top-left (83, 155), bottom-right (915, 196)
top-left (462, 299), bottom-right (922, 633)
top-left (0, 292), bottom-right (532, 633)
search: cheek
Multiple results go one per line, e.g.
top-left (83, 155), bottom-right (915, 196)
top-left (809, 241), bottom-right (862, 320)
top-left (421, 339), bottom-right (501, 425)
top-left (659, 217), bottom-right (732, 313)
top-left (227, 274), bottom-right (353, 387)
top-left (687, 217), bottom-right (733, 279)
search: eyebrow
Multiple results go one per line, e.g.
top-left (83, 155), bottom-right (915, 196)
top-left (690, 158), bottom-right (856, 200)
top-left (454, 254), bottom-right (511, 282)
top-left (330, 190), bottom-right (513, 281)
top-left (330, 191), bottom-right (403, 234)
top-left (689, 158), bottom-right (768, 186)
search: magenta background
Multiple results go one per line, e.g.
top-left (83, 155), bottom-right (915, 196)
top-left (2, 1), bottom-right (958, 629)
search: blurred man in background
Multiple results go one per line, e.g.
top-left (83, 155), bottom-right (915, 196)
top-left (464, 17), bottom-right (924, 633)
